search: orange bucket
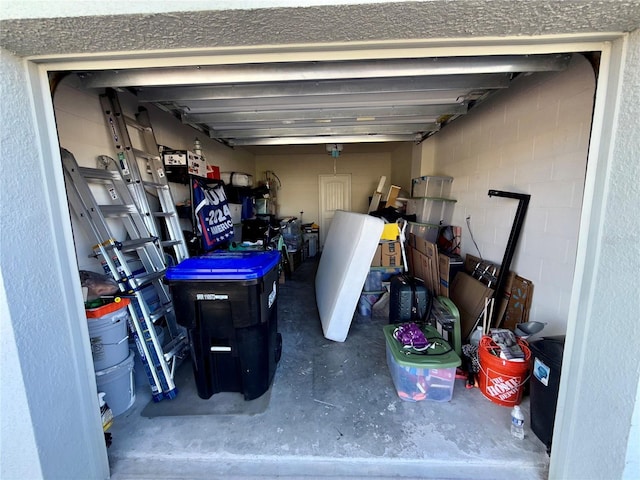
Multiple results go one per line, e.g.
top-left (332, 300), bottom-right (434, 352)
top-left (477, 336), bottom-right (530, 407)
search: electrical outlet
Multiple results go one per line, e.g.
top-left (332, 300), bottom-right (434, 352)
top-left (466, 215), bottom-right (471, 222)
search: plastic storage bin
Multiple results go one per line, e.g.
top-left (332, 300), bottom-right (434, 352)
top-left (221, 171), bottom-right (253, 187)
top-left (406, 198), bottom-right (456, 225)
top-left (383, 324), bottom-right (461, 402)
top-left (411, 175), bottom-right (453, 198)
top-left (406, 221), bottom-right (440, 243)
top-left (303, 232), bottom-right (318, 257)
top-left (165, 251), bottom-right (282, 400)
top-left (529, 335), bottom-right (565, 452)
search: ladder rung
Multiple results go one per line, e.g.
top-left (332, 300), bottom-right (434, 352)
top-left (148, 304), bottom-right (174, 323)
top-left (142, 180), bottom-right (168, 189)
top-left (118, 238), bottom-right (160, 251)
top-left (163, 335), bottom-right (189, 361)
top-left (161, 240), bottom-right (182, 248)
top-left (91, 237), bottom-right (156, 252)
top-left (100, 204), bottom-right (139, 216)
top-left (153, 212), bottom-right (174, 218)
top-left (132, 147), bottom-right (161, 162)
top-left (129, 269), bottom-right (167, 288)
top-left (123, 114), bottom-right (148, 132)
top-left (78, 166), bottom-right (119, 181)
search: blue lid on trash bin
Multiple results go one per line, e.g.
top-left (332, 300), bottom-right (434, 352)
top-left (166, 251), bottom-right (281, 281)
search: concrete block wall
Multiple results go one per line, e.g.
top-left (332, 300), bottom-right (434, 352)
top-left (428, 54), bottom-right (595, 335)
top-left (255, 152), bottom-right (391, 224)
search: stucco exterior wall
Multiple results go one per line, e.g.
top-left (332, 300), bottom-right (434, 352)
top-left (0, 48), bottom-right (109, 479)
top-left (552, 29), bottom-right (640, 480)
top-left (1, 2), bottom-right (639, 479)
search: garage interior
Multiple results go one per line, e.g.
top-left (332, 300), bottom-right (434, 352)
top-left (51, 49), bottom-right (594, 479)
top-left (2, 3), bottom-right (639, 480)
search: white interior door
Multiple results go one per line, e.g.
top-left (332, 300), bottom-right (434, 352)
top-left (319, 174), bottom-right (351, 249)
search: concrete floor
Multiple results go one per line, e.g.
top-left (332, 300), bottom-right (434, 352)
top-left (107, 259), bottom-right (550, 479)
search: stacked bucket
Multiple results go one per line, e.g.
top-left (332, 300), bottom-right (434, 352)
top-left (86, 298), bottom-right (136, 416)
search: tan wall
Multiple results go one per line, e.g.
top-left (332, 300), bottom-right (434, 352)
top-left (254, 152), bottom-right (392, 225)
top-left (389, 143), bottom-right (413, 196)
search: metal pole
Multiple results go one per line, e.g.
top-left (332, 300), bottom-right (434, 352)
top-left (487, 189), bottom-right (531, 328)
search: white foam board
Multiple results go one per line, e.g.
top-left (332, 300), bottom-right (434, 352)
top-left (315, 211), bottom-right (384, 342)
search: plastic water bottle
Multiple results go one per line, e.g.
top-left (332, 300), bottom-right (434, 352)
top-left (510, 405), bottom-right (525, 439)
top-left (470, 326), bottom-right (483, 346)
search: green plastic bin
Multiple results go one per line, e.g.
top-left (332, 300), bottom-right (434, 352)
top-left (383, 324), bottom-right (461, 402)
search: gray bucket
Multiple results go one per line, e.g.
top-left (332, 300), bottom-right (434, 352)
top-left (96, 349), bottom-right (135, 417)
top-left (87, 305), bottom-right (129, 371)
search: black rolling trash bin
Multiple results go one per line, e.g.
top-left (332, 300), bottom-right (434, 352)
top-left (528, 335), bottom-right (566, 453)
top-left (165, 251), bottom-right (282, 401)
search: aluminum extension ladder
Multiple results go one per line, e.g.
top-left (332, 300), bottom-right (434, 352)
top-left (99, 88), bottom-right (189, 265)
top-left (61, 148), bottom-right (188, 401)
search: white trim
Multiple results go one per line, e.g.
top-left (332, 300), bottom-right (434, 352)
top-left (27, 59), bottom-right (111, 479)
top-left (27, 33), bottom-right (621, 69)
top-left (549, 34), bottom-right (628, 478)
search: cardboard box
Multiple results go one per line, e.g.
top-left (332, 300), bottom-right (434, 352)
top-left (502, 275), bottom-right (534, 330)
top-left (406, 241), bottom-right (441, 297)
top-left (423, 241), bottom-right (440, 296)
top-left (380, 241), bottom-right (402, 267)
top-left (464, 254), bottom-right (518, 328)
top-left (437, 253), bottom-right (464, 298)
top-left (163, 149), bottom-right (207, 183)
top-left (438, 253), bottom-right (451, 298)
top-left (412, 234), bottom-right (430, 256)
top-left (370, 244), bottom-right (382, 267)
top-left (409, 246), bottom-right (424, 280)
top-left (449, 272), bottom-right (495, 340)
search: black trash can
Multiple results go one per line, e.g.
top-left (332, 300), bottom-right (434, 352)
top-left (528, 335), bottom-right (565, 452)
top-left (166, 250), bottom-right (282, 400)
